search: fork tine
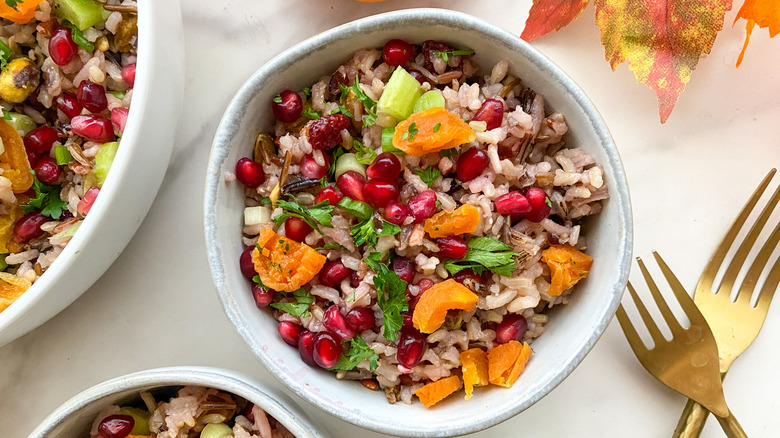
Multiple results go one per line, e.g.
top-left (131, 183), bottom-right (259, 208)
top-left (755, 237), bottom-right (780, 311)
top-left (697, 169), bottom-right (776, 296)
top-left (625, 278), bottom-right (667, 345)
top-left (636, 256), bottom-right (685, 336)
top-left (616, 303), bottom-right (647, 357)
top-left (717, 180), bottom-right (780, 298)
top-left (736, 220), bottom-right (780, 306)
top-left (652, 251), bottom-right (704, 325)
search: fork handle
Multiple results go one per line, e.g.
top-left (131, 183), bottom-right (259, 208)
top-left (673, 401), bottom-right (748, 438)
top-left (715, 409), bottom-right (748, 438)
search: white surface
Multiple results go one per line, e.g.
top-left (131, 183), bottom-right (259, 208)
top-left (1, 1), bottom-right (778, 437)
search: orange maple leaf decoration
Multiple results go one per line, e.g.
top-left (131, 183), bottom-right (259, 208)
top-left (520, 0), bottom-right (590, 41)
top-left (734, 0), bottom-right (780, 66)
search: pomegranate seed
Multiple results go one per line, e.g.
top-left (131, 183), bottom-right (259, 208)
top-left (26, 151), bottom-right (38, 167)
top-left (271, 90), bottom-right (303, 123)
top-left (313, 331), bottom-right (341, 368)
top-left (383, 200), bottom-right (408, 225)
top-left (407, 69), bottom-right (427, 85)
top-left (284, 216), bottom-right (312, 242)
top-left (308, 114), bottom-right (350, 150)
top-left (407, 189), bottom-right (437, 223)
top-left (346, 307), bottom-right (375, 332)
top-left (494, 191), bottom-right (532, 215)
top-left (121, 63), bottom-right (136, 87)
top-left (234, 157), bottom-right (266, 189)
top-left (364, 179), bottom-right (399, 208)
top-left (322, 305), bottom-right (356, 341)
top-left (366, 152), bottom-right (402, 180)
top-left (319, 259), bottom-right (351, 287)
top-left (298, 330), bottom-right (317, 367)
top-left (453, 269), bottom-right (483, 288)
top-left (278, 321), bottom-right (304, 347)
top-left (396, 327), bottom-right (427, 369)
top-left (251, 283), bottom-right (274, 309)
top-left (434, 236), bottom-right (468, 259)
top-left (315, 186), bottom-right (343, 205)
top-left (70, 114), bottom-right (114, 143)
top-left (390, 257), bottom-right (415, 283)
top-left (48, 27), bottom-right (78, 66)
top-left (299, 153), bottom-right (329, 179)
top-left (34, 156), bottom-right (61, 185)
top-left (54, 93), bottom-right (82, 119)
top-left (111, 107), bottom-right (129, 133)
top-left (336, 170), bottom-right (366, 202)
top-left (77, 186), bottom-right (100, 216)
top-left (24, 126), bottom-right (59, 154)
top-left (402, 311), bottom-right (414, 328)
top-left (382, 39), bottom-right (414, 66)
top-left (525, 187), bottom-right (552, 223)
top-left (239, 246), bottom-right (256, 279)
top-left (97, 414), bottom-right (134, 438)
top-left (472, 99), bottom-right (505, 130)
top-left (349, 272), bottom-right (361, 288)
top-left (456, 148), bottom-right (489, 182)
top-left (13, 212), bottom-right (47, 243)
top-left (495, 314), bottom-right (528, 344)
top-left (77, 80), bottom-right (108, 113)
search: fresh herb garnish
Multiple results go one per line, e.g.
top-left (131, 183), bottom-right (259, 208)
top-left (545, 197), bottom-right (553, 208)
top-left (352, 139), bottom-right (377, 165)
top-left (434, 49), bottom-right (475, 63)
top-left (270, 288), bottom-right (314, 317)
top-left (443, 236), bottom-right (521, 277)
top-left (4, 0), bottom-right (22, 10)
top-left (2, 110), bottom-right (11, 120)
top-left (433, 123), bottom-right (441, 133)
top-left (0, 40), bottom-right (12, 68)
top-left (336, 197), bottom-right (373, 220)
top-left (365, 252), bottom-right (408, 342)
top-left (401, 122), bottom-right (418, 141)
top-left (331, 104), bottom-right (354, 118)
top-left (272, 94), bottom-right (283, 104)
top-left (21, 172), bottom-right (68, 219)
top-left (414, 166), bottom-right (441, 187)
top-left (329, 335), bottom-right (379, 372)
top-left (62, 22), bottom-right (94, 53)
top-left (351, 75), bottom-right (377, 127)
top-left (273, 197), bottom-right (334, 233)
top-left (352, 218), bottom-right (401, 247)
top-left (302, 87), bottom-right (312, 97)
top-left (302, 107), bottom-right (321, 120)
top-left (440, 148), bottom-right (457, 158)
top-left (327, 147), bottom-right (346, 178)
top-left (316, 242), bottom-right (345, 251)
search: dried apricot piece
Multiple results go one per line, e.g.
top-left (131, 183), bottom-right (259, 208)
top-left (0, 119), bottom-right (33, 193)
top-left (392, 107), bottom-right (476, 157)
top-left (424, 204), bottom-right (481, 238)
top-left (412, 279), bottom-right (478, 333)
top-left (251, 227), bottom-right (326, 292)
top-left (0, 272), bottom-right (31, 312)
top-left (488, 340), bottom-right (533, 388)
top-left (0, 200), bottom-right (24, 253)
top-left (541, 244), bottom-right (593, 296)
top-left (0, 0), bottom-right (44, 24)
top-left (414, 375), bottom-right (462, 408)
top-left (460, 348), bottom-right (489, 399)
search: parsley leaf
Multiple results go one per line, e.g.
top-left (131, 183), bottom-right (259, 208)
top-left (21, 173), bottom-right (68, 219)
top-left (351, 218), bottom-right (401, 247)
top-left (61, 21), bottom-right (94, 52)
top-left (0, 40), bottom-right (12, 69)
top-left (4, 0), bottom-right (22, 10)
top-left (443, 236), bottom-right (520, 277)
top-left (272, 94), bottom-right (282, 104)
top-left (302, 107), bottom-right (321, 120)
top-left (331, 104), bottom-right (354, 118)
top-left (337, 197), bottom-right (373, 219)
top-left (316, 242), bottom-right (345, 251)
top-left (365, 252), bottom-right (408, 342)
top-left (401, 122), bottom-right (418, 141)
top-left (329, 336), bottom-right (379, 372)
top-left (352, 139), bottom-right (377, 165)
top-left (351, 76), bottom-right (378, 127)
top-left (270, 288), bottom-right (314, 317)
top-left (273, 198), bottom-right (334, 233)
top-left (433, 123), bottom-right (441, 133)
top-left (327, 147), bottom-right (346, 178)
top-left (302, 87), bottom-right (312, 97)
top-left (440, 148), bottom-right (457, 158)
top-left (434, 49), bottom-right (475, 63)
top-left (414, 166), bottom-right (441, 187)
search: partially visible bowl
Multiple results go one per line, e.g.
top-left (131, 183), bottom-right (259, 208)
top-left (205, 8), bottom-right (632, 437)
top-left (29, 366), bottom-right (326, 438)
top-left (0, 0), bottom-right (185, 346)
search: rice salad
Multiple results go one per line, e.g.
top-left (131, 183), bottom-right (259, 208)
top-left (234, 39), bottom-right (608, 407)
top-left (89, 386), bottom-right (295, 438)
top-left (0, 0), bottom-right (136, 313)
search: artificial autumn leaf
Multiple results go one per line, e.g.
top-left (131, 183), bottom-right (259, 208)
top-left (520, 0), bottom-right (591, 41)
top-left (734, 0), bottom-right (780, 67)
top-left (593, 0), bottom-right (732, 123)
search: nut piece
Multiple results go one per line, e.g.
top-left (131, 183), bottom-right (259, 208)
top-left (360, 379), bottom-right (379, 391)
top-left (0, 58), bottom-right (40, 103)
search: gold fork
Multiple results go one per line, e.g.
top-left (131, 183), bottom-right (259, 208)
top-left (617, 253), bottom-right (747, 438)
top-left (674, 169), bottom-right (780, 437)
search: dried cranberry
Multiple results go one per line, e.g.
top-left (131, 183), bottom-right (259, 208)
top-left (494, 191), bottom-right (532, 215)
top-left (472, 99), bottom-right (505, 130)
top-left (278, 321), bottom-right (304, 347)
top-left (421, 40), bottom-right (454, 70)
top-left (434, 236), bottom-right (468, 259)
top-left (271, 90), bottom-right (303, 123)
top-left (234, 157), bottom-right (265, 188)
top-left (456, 148), bottom-right (489, 182)
top-left (382, 39), bottom-right (414, 66)
top-left (308, 114), bottom-right (350, 150)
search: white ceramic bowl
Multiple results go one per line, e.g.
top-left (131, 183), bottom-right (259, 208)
top-left (28, 366), bottom-right (327, 438)
top-left (0, 1), bottom-right (185, 346)
top-left (205, 9), bottom-right (632, 437)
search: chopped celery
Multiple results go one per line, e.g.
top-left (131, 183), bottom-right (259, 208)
top-left (4, 112), bottom-right (36, 135)
top-left (335, 153), bottom-right (366, 179)
top-left (244, 205), bottom-right (272, 226)
top-left (413, 90), bottom-right (445, 114)
top-left (376, 67), bottom-right (423, 127)
top-left (83, 171), bottom-right (98, 191)
top-left (107, 90), bottom-right (126, 100)
top-left (381, 127), bottom-right (402, 153)
top-left (51, 221), bottom-right (81, 240)
top-left (200, 423), bottom-right (234, 438)
top-left (118, 407), bottom-right (151, 435)
top-left (53, 0), bottom-right (105, 31)
top-left (93, 142), bottom-right (119, 187)
top-left (54, 145), bottom-right (74, 165)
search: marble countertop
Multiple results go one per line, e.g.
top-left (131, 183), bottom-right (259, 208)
top-left (2, 1), bottom-right (779, 437)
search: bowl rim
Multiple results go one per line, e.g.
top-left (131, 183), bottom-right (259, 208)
top-left (28, 366), bottom-right (326, 438)
top-left (204, 8), bottom-right (633, 437)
